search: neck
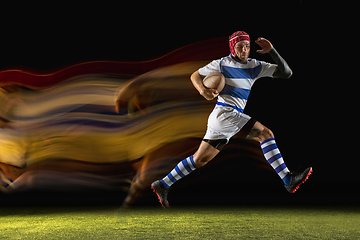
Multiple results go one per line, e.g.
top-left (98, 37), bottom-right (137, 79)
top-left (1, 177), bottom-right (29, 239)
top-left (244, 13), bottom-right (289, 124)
top-left (232, 55), bottom-right (247, 64)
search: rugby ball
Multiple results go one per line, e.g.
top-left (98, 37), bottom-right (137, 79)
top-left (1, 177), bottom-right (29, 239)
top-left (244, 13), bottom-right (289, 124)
top-left (203, 72), bottom-right (225, 92)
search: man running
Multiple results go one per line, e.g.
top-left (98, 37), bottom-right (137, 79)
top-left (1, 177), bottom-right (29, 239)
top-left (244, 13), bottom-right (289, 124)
top-left (151, 31), bottom-right (312, 208)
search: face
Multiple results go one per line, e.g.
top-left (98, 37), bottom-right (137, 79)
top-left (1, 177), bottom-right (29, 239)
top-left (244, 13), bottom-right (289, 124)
top-left (234, 41), bottom-right (250, 63)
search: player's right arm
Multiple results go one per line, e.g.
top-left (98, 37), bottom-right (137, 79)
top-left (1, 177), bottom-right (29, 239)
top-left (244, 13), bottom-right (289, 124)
top-left (190, 70), bottom-right (219, 101)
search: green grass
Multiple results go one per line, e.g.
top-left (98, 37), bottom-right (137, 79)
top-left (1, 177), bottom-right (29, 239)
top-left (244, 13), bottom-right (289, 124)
top-left (1, 205), bottom-right (359, 239)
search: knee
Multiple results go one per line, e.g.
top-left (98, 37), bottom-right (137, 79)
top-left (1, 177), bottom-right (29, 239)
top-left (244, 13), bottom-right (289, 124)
top-left (192, 141), bottom-right (221, 168)
top-left (247, 122), bottom-right (275, 143)
top-left (257, 127), bottom-right (274, 143)
top-left (193, 154), bottom-right (212, 168)
top-left (248, 126), bottom-right (274, 143)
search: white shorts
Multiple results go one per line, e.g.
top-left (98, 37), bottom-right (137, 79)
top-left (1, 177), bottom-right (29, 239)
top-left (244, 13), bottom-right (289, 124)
top-left (203, 105), bottom-right (252, 142)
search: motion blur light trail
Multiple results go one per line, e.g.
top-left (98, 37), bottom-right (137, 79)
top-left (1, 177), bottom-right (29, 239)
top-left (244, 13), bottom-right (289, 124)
top-left (0, 63), bottom-right (213, 193)
top-left (0, 37), bottom-right (270, 206)
top-left (0, 62), bottom-right (212, 167)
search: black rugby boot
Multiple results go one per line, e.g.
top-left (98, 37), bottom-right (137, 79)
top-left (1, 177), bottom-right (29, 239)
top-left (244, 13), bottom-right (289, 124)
top-left (151, 180), bottom-right (170, 208)
top-left (285, 167), bottom-right (313, 193)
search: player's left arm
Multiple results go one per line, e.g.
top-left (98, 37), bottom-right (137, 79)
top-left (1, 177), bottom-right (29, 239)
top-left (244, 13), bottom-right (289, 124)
top-left (255, 37), bottom-right (293, 79)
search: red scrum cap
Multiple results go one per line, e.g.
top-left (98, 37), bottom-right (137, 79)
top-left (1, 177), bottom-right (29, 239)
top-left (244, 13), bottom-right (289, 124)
top-left (229, 31), bottom-right (250, 57)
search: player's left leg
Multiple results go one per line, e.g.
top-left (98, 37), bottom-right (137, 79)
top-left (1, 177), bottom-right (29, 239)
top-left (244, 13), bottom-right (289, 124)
top-left (246, 121), bottom-right (312, 193)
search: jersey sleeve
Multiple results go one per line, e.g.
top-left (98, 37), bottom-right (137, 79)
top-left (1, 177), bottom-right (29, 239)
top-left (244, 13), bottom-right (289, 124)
top-left (198, 59), bottom-right (221, 76)
top-left (258, 61), bottom-right (278, 78)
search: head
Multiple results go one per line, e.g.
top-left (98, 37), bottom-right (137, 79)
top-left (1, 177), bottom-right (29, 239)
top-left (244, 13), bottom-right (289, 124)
top-left (229, 31), bottom-right (250, 63)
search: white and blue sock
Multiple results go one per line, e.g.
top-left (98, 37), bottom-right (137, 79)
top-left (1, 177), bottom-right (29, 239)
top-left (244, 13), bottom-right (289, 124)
top-left (260, 138), bottom-right (291, 185)
top-left (160, 155), bottom-right (197, 189)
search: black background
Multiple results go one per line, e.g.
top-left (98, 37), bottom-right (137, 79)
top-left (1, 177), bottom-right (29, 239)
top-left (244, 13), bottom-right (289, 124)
top-left (0, 2), bottom-right (356, 206)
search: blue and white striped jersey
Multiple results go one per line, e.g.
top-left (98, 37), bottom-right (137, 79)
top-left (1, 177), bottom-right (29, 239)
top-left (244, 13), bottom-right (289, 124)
top-left (199, 55), bottom-right (277, 113)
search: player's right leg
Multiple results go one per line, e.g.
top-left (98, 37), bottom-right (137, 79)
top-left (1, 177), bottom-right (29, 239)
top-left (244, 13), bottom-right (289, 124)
top-left (151, 140), bottom-right (220, 208)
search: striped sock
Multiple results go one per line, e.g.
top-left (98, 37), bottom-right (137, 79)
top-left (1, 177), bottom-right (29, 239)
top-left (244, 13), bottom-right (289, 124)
top-left (160, 155), bottom-right (197, 189)
top-left (260, 138), bottom-right (291, 185)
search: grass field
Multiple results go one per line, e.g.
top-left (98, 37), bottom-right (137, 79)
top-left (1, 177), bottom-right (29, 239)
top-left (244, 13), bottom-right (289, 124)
top-left (1, 205), bottom-right (359, 239)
